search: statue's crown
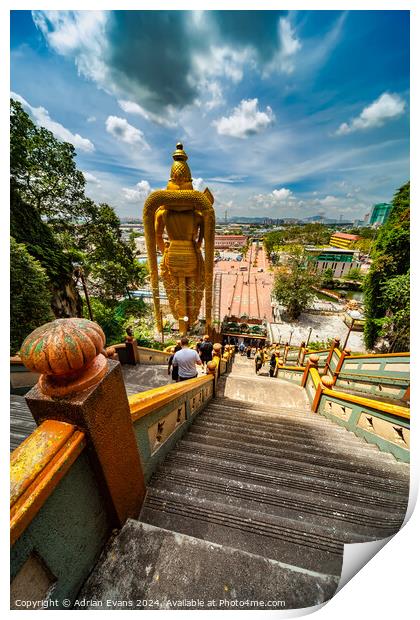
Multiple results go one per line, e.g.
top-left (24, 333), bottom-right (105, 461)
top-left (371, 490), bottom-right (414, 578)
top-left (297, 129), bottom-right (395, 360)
top-left (168, 143), bottom-right (193, 190)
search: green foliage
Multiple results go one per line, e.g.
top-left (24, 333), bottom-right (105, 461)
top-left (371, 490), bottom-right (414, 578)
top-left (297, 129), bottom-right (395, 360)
top-left (344, 267), bottom-right (363, 282)
top-left (10, 182), bottom-right (82, 317)
top-left (264, 224), bottom-right (330, 259)
top-left (10, 99), bottom-right (85, 224)
top-left (380, 272), bottom-right (410, 350)
top-left (273, 249), bottom-right (321, 319)
top-left (83, 297), bottom-right (149, 346)
top-left (10, 98), bottom-right (145, 318)
top-left (363, 182), bottom-right (410, 350)
top-left (321, 268), bottom-right (334, 287)
top-left (10, 237), bottom-right (54, 354)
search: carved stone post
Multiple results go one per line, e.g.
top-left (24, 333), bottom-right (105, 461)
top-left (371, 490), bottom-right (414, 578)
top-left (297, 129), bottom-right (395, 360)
top-left (312, 375), bottom-right (335, 413)
top-left (20, 318), bottom-right (146, 528)
top-left (125, 331), bottom-right (140, 365)
top-left (213, 343), bottom-right (222, 377)
top-left (332, 348), bottom-right (351, 386)
top-left (298, 341), bottom-right (306, 366)
top-left (325, 337), bottom-right (340, 375)
top-left (206, 360), bottom-right (218, 396)
top-left (301, 354), bottom-right (319, 387)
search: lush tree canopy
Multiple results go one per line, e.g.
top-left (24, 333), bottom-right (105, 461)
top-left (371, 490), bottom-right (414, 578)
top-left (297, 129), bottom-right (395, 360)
top-left (10, 237), bottom-right (54, 354)
top-left (272, 247), bottom-right (320, 320)
top-left (264, 224), bottom-right (330, 257)
top-left (10, 98), bottom-right (147, 349)
top-left (363, 182), bottom-right (410, 350)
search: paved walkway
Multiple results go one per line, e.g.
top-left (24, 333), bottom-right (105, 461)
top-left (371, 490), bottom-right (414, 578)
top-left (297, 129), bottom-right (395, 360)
top-left (214, 242), bottom-right (274, 320)
top-left (270, 313), bottom-right (365, 352)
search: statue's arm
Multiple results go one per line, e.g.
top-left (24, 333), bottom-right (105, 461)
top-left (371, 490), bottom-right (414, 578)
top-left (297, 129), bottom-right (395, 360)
top-left (155, 209), bottom-right (166, 254)
top-left (196, 214), bottom-right (204, 249)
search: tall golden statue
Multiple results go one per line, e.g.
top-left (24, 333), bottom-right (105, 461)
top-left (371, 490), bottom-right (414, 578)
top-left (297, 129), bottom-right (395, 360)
top-left (143, 143), bottom-right (215, 336)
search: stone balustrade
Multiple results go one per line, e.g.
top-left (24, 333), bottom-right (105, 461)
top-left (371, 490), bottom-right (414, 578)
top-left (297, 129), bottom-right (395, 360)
top-left (10, 318), bottom-right (234, 607)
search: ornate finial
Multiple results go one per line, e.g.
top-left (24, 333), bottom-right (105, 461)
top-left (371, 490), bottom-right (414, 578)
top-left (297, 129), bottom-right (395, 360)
top-left (168, 142), bottom-right (193, 190)
top-left (321, 376), bottom-right (335, 388)
top-left (20, 318), bottom-right (108, 397)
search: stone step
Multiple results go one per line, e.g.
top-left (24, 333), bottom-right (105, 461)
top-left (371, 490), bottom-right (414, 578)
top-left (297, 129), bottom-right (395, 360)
top-left (185, 427), bottom-right (409, 483)
top-left (203, 406), bottom-right (406, 466)
top-left (163, 450), bottom-right (408, 512)
top-left (149, 466), bottom-right (405, 539)
top-left (78, 520), bottom-right (339, 609)
top-left (206, 403), bottom-right (333, 425)
top-left (213, 397), bottom-right (311, 417)
top-left (211, 394), bottom-right (311, 415)
top-left (202, 407), bottom-right (365, 441)
top-left (175, 437), bottom-right (408, 496)
top-left (141, 487), bottom-right (345, 575)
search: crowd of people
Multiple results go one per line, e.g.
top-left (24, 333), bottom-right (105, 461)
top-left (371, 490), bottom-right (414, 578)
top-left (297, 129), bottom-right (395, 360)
top-left (238, 342), bottom-right (284, 377)
top-left (167, 335), bottom-right (217, 382)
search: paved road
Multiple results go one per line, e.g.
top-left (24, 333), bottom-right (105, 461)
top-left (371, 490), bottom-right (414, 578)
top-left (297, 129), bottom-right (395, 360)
top-left (213, 242), bottom-right (274, 321)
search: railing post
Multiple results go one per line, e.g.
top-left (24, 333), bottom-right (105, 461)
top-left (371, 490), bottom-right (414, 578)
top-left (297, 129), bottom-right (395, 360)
top-left (325, 337), bottom-right (340, 375)
top-left (312, 375), bottom-right (334, 412)
top-left (301, 354), bottom-right (319, 387)
top-left (298, 341), bottom-right (306, 366)
top-left (213, 343), bottom-right (222, 377)
top-left (284, 344), bottom-right (289, 365)
top-left (125, 335), bottom-right (140, 365)
top-left (20, 318), bottom-right (146, 528)
top-left (332, 348), bottom-right (351, 385)
top-left (206, 360), bottom-right (218, 396)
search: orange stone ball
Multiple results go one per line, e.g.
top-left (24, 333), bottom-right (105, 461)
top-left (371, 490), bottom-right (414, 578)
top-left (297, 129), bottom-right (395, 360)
top-left (20, 318), bottom-right (106, 376)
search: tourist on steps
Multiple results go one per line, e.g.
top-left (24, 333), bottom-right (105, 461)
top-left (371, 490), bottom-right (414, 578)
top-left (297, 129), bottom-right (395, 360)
top-left (172, 337), bottom-right (202, 381)
top-left (167, 347), bottom-right (178, 382)
top-left (269, 352), bottom-right (277, 377)
top-left (255, 348), bottom-right (263, 374)
top-left (199, 335), bottom-right (213, 371)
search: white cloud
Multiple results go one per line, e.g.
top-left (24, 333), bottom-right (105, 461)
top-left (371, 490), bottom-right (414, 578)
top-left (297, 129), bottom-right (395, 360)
top-left (83, 171), bottom-right (100, 184)
top-left (192, 178), bottom-right (205, 191)
top-left (272, 188), bottom-right (293, 201)
top-left (87, 116), bottom-right (96, 123)
top-left (118, 99), bottom-right (177, 128)
top-left (213, 98), bottom-right (275, 139)
top-left (105, 116), bottom-right (150, 148)
top-left (336, 92), bottom-right (406, 135)
top-left (11, 92), bottom-right (94, 152)
top-left (32, 11), bottom-right (108, 85)
top-left (123, 180), bottom-right (152, 203)
top-left (253, 187), bottom-right (296, 209)
top-left (278, 18), bottom-right (302, 74)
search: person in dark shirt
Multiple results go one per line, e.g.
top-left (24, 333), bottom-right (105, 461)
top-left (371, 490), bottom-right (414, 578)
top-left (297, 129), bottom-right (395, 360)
top-left (199, 334), bottom-right (213, 370)
top-left (167, 347), bottom-right (179, 382)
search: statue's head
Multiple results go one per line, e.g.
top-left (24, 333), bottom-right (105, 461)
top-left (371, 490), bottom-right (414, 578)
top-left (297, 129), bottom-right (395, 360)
top-left (167, 143), bottom-right (194, 191)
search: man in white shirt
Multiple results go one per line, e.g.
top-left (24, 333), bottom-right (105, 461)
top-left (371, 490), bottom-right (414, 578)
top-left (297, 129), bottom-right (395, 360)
top-left (172, 337), bottom-right (202, 381)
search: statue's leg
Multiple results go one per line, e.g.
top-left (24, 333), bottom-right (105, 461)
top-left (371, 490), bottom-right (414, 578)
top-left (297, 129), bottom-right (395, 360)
top-left (178, 276), bottom-right (188, 335)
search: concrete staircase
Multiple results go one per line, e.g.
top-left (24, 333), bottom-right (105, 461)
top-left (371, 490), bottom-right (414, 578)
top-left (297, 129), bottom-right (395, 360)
top-left (79, 357), bottom-right (409, 610)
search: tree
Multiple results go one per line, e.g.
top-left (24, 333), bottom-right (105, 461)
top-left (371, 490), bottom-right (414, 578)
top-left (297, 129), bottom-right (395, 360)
top-left (363, 182), bottom-right (410, 350)
top-left (10, 182), bottom-right (82, 317)
top-left (10, 98), bottom-right (146, 315)
top-left (321, 268), bottom-right (334, 287)
top-left (10, 99), bottom-right (86, 227)
top-left (10, 237), bottom-right (54, 354)
top-left (272, 247), bottom-right (320, 319)
top-left (344, 267), bottom-right (363, 282)
top-left (380, 272), bottom-right (409, 351)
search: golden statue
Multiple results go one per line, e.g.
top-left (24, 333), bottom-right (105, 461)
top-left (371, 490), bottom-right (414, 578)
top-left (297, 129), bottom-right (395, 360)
top-left (143, 143), bottom-right (215, 336)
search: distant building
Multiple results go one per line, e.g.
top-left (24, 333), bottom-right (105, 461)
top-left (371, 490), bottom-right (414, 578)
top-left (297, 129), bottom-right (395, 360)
top-left (329, 231), bottom-right (360, 249)
top-left (369, 203), bottom-right (392, 227)
top-left (306, 246), bottom-right (361, 278)
top-left (214, 235), bottom-right (247, 249)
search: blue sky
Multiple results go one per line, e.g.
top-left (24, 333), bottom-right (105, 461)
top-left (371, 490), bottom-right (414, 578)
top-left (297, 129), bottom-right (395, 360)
top-left (10, 10), bottom-right (409, 220)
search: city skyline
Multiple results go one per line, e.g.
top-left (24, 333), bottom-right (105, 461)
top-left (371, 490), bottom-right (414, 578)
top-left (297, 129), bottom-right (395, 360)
top-left (10, 10), bottom-right (409, 220)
